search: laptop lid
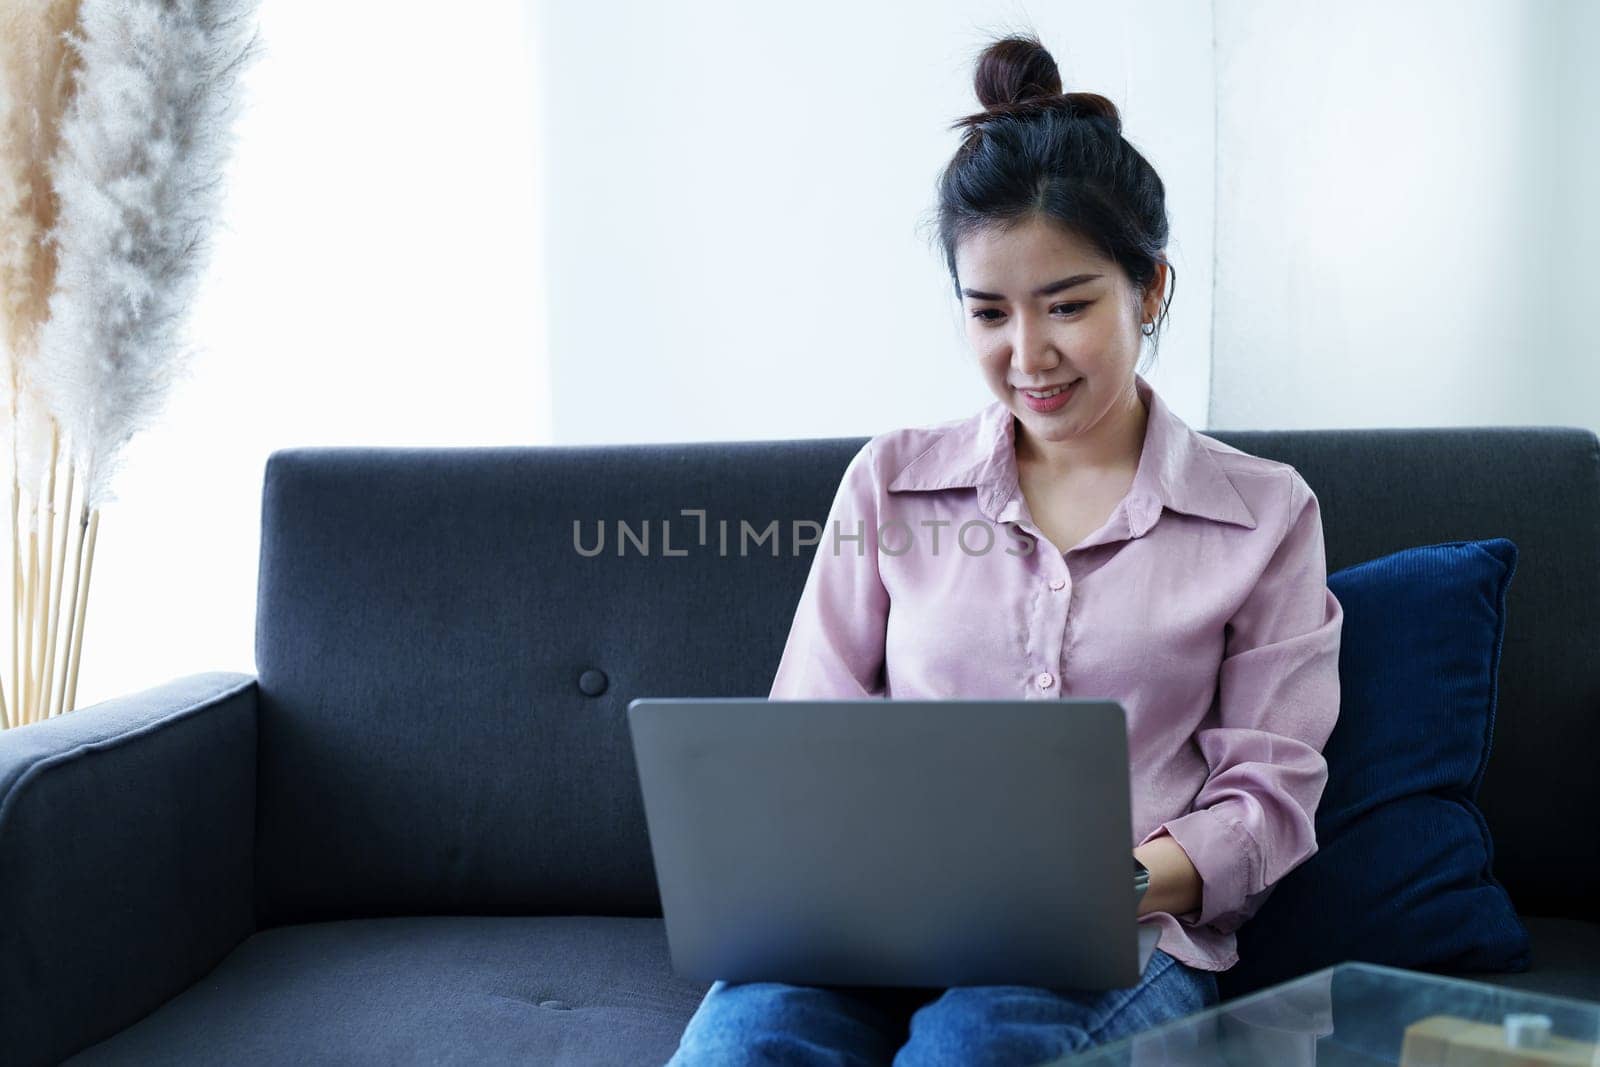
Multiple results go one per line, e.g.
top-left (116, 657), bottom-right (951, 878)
top-left (627, 697), bottom-right (1160, 990)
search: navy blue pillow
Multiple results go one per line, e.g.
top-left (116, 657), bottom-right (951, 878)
top-left (1220, 538), bottom-right (1531, 997)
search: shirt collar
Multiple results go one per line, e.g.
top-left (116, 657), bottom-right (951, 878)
top-left (885, 372), bottom-right (1257, 540)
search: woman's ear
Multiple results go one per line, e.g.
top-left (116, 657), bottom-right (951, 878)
top-left (1142, 260), bottom-right (1170, 325)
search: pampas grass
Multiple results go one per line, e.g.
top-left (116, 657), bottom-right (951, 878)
top-left (0, 0), bottom-right (83, 727)
top-left (0, 0), bottom-right (260, 726)
top-left (0, 0), bottom-right (79, 360)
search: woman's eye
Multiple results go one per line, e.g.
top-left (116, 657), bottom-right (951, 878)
top-left (968, 302), bottom-right (1088, 324)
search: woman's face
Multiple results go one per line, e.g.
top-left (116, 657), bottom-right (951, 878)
top-left (955, 216), bottom-right (1164, 453)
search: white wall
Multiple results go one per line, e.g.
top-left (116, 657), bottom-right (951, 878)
top-left (52, 0), bottom-right (550, 711)
top-left (1210, 0), bottom-right (1600, 433)
top-left (529, 0), bottom-right (1218, 444)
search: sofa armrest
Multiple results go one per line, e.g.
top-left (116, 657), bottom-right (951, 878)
top-left (0, 671), bottom-right (258, 1066)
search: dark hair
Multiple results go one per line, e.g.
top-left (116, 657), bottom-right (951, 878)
top-left (928, 33), bottom-right (1176, 367)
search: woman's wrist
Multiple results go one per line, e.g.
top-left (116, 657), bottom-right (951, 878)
top-left (1133, 832), bottom-right (1203, 919)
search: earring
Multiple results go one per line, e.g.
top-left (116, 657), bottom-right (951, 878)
top-left (1140, 320), bottom-right (1155, 337)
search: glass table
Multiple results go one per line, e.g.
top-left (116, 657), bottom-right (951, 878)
top-left (1051, 962), bottom-right (1600, 1065)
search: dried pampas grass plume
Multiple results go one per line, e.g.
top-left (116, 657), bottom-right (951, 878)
top-left (36, 0), bottom-right (263, 512)
top-left (0, 0), bottom-right (81, 372)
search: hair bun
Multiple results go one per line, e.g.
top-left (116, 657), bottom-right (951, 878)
top-left (973, 33), bottom-right (1062, 109)
top-left (965, 33), bottom-right (1123, 134)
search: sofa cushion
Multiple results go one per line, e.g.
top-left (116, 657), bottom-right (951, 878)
top-left (63, 916), bottom-right (710, 1066)
top-left (1222, 539), bottom-right (1531, 998)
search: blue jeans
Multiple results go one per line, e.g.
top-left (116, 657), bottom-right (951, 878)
top-left (664, 949), bottom-right (1220, 1066)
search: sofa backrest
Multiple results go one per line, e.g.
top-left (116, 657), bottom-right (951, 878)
top-left (252, 426), bottom-right (1599, 927)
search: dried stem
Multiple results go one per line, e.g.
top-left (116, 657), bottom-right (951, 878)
top-left (22, 515), bottom-right (36, 722)
top-left (52, 496), bottom-right (85, 720)
top-left (63, 505), bottom-right (96, 713)
top-left (41, 442), bottom-right (72, 718)
top-left (9, 433), bottom-right (18, 725)
top-left (29, 422), bottom-right (57, 719)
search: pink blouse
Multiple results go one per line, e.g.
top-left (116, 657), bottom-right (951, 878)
top-left (768, 372), bottom-right (1344, 972)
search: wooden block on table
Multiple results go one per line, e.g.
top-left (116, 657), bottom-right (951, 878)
top-left (1400, 1013), bottom-right (1599, 1066)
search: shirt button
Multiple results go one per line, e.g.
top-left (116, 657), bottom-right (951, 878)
top-left (1049, 577), bottom-right (1066, 591)
top-left (1036, 671), bottom-right (1055, 689)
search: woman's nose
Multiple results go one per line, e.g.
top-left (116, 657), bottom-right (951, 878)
top-left (1011, 340), bottom-right (1062, 377)
top-left (1012, 324), bottom-right (1057, 374)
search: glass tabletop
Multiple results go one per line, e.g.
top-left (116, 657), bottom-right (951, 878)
top-left (1049, 961), bottom-right (1600, 1065)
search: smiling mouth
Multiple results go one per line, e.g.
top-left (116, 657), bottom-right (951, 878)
top-left (1019, 379), bottom-right (1079, 398)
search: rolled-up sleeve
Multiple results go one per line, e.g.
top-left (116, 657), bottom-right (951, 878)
top-left (769, 440), bottom-right (890, 700)
top-left (1136, 470), bottom-right (1343, 933)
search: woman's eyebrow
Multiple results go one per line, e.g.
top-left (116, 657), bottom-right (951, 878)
top-left (961, 273), bottom-right (1104, 301)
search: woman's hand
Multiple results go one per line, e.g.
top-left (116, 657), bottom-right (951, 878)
top-left (1133, 832), bottom-right (1203, 919)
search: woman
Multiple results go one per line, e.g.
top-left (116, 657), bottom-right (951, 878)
top-left (666, 31), bottom-right (1343, 1067)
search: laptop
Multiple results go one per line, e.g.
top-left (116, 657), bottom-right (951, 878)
top-left (626, 697), bottom-right (1161, 990)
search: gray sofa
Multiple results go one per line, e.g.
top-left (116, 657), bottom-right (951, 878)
top-left (2, 423), bottom-right (1597, 1065)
